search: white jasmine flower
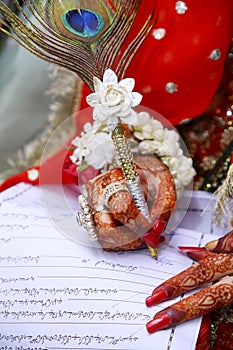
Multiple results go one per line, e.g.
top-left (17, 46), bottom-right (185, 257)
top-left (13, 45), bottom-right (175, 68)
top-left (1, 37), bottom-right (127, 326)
top-left (138, 140), bottom-right (160, 154)
top-left (162, 155), bottom-right (196, 196)
top-left (86, 69), bottom-right (142, 131)
top-left (70, 122), bottom-right (115, 170)
top-left (85, 132), bottom-right (115, 169)
top-left (175, 155), bottom-right (196, 186)
top-left (134, 112), bottom-right (164, 140)
top-left (70, 131), bottom-right (91, 164)
top-left (70, 147), bottom-right (81, 165)
top-left (156, 130), bottom-right (182, 157)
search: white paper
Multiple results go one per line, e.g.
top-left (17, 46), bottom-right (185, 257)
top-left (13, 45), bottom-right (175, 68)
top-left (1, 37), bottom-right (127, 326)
top-left (0, 183), bottom-right (227, 349)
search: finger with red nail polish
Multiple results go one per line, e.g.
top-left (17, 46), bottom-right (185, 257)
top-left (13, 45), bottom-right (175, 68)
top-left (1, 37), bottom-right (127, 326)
top-left (205, 230), bottom-right (233, 253)
top-left (146, 253), bottom-right (233, 307)
top-left (178, 246), bottom-right (211, 261)
top-left (179, 230), bottom-right (233, 258)
top-left (146, 275), bottom-right (233, 334)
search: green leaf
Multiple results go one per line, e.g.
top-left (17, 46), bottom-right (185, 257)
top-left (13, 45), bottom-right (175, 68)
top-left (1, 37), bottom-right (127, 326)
top-left (78, 162), bottom-right (89, 173)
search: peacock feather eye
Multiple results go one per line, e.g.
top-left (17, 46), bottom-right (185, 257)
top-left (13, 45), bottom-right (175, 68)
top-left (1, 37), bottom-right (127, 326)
top-left (0, 0), bottom-right (155, 90)
top-left (62, 9), bottom-right (104, 38)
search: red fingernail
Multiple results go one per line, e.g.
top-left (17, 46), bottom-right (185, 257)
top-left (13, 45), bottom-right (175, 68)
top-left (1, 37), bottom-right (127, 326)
top-left (141, 231), bottom-right (159, 249)
top-left (178, 246), bottom-right (209, 261)
top-left (152, 220), bottom-right (166, 238)
top-left (146, 288), bottom-right (168, 307)
top-left (158, 235), bottom-right (165, 243)
top-left (146, 313), bottom-right (171, 333)
top-left (142, 220), bottom-right (166, 248)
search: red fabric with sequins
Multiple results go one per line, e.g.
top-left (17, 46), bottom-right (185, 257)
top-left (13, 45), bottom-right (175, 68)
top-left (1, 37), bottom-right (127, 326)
top-left (80, 0), bottom-right (233, 126)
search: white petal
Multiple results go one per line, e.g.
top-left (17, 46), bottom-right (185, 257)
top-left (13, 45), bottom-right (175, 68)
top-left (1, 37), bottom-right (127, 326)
top-left (107, 104), bottom-right (122, 114)
top-left (107, 116), bottom-right (118, 131)
top-left (117, 105), bottom-right (131, 117)
top-left (104, 92), bottom-right (121, 106)
top-left (151, 119), bottom-right (163, 130)
top-left (70, 148), bottom-right (80, 164)
top-left (119, 78), bottom-right (135, 91)
top-left (137, 111), bottom-right (151, 123)
top-left (71, 136), bottom-right (80, 147)
top-left (138, 140), bottom-right (157, 154)
top-left (153, 129), bottom-right (165, 141)
top-left (93, 106), bottom-right (106, 121)
top-left (86, 92), bottom-right (100, 107)
top-left (131, 92), bottom-right (143, 107)
top-left (93, 77), bottom-right (104, 92)
top-left (120, 110), bottom-right (138, 125)
top-left (103, 69), bottom-right (118, 85)
top-left (83, 122), bottom-right (92, 132)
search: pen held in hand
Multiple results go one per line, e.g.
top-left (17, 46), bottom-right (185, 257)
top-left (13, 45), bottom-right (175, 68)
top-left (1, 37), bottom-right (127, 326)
top-left (146, 253), bottom-right (233, 307)
top-left (146, 275), bottom-right (233, 334)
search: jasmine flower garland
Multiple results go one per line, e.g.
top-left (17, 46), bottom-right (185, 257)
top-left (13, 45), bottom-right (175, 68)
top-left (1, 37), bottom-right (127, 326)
top-left (70, 111), bottom-right (196, 197)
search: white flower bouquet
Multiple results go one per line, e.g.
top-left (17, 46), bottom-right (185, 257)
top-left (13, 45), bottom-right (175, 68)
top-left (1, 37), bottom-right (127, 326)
top-left (71, 69), bottom-right (196, 254)
top-left (70, 111), bottom-right (195, 198)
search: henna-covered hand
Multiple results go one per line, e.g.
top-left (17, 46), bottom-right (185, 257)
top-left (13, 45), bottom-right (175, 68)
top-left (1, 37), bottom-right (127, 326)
top-left (147, 275), bottom-right (233, 333)
top-left (81, 154), bottom-right (177, 252)
top-left (145, 229), bottom-right (233, 333)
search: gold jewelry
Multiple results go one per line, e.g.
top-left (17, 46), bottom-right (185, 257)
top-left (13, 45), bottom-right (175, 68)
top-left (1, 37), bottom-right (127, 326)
top-left (112, 124), bottom-right (151, 222)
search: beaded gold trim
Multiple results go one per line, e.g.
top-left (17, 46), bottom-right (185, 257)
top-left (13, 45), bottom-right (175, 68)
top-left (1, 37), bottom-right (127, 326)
top-left (112, 124), bottom-right (151, 222)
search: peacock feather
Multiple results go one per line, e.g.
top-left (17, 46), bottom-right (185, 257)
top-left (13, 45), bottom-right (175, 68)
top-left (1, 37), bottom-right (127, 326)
top-left (0, 0), bottom-right (156, 91)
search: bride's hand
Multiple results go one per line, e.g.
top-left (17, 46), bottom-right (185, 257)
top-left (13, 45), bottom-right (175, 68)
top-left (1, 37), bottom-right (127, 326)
top-left (79, 154), bottom-right (177, 252)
